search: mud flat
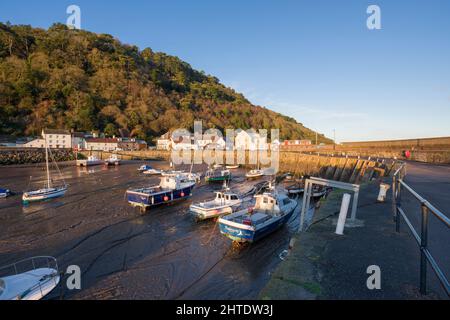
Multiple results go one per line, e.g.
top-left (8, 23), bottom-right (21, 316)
top-left (0, 161), bottom-right (303, 299)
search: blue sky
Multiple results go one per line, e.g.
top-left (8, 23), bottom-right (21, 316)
top-left (1, 0), bottom-right (450, 142)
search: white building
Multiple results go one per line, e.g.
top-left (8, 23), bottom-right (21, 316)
top-left (42, 129), bottom-right (72, 149)
top-left (234, 130), bottom-right (267, 151)
top-left (85, 138), bottom-right (119, 151)
top-left (23, 138), bottom-right (46, 148)
top-left (157, 132), bottom-right (172, 150)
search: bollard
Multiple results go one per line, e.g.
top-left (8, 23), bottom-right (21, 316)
top-left (377, 183), bottom-right (391, 202)
top-left (335, 193), bottom-right (351, 235)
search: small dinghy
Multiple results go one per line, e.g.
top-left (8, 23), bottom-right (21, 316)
top-left (219, 184), bottom-right (297, 243)
top-left (22, 142), bottom-right (67, 204)
top-left (245, 169), bottom-right (264, 179)
top-left (138, 164), bottom-right (153, 172)
top-left (190, 186), bottom-right (243, 221)
top-left (0, 256), bottom-right (60, 300)
top-left (104, 154), bottom-right (120, 166)
top-left (226, 165), bottom-right (240, 169)
top-left (143, 168), bottom-right (162, 175)
top-left (205, 168), bottom-right (231, 183)
top-left (0, 188), bottom-right (11, 198)
top-left (126, 173), bottom-right (196, 210)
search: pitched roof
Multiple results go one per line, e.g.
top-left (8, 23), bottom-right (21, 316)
top-left (42, 128), bottom-right (71, 135)
top-left (85, 138), bottom-right (118, 143)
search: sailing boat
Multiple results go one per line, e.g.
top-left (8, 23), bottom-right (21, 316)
top-left (22, 140), bottom-right (67, 204)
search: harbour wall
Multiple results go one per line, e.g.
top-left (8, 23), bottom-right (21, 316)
top-left (0, 148), bottom-right (77, 165)
top-left (281, 136), bottom-right (450, 164)
top-left (84, 150), bottom-right (390, 184)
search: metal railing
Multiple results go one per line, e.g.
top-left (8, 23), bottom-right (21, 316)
top-left (392, 162), bottom-right (450, 296)
top-left (0, 256), bottom-right (59, 300)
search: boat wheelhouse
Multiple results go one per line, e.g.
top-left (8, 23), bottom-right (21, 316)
top-left (190, 190), bottom-right (243, 221)
top-left (219, 187), bottom-right (297, 243)
top-left (204, 168), bottom-right (231, 183)
top-left (126, 174), bottom-right (196, 210)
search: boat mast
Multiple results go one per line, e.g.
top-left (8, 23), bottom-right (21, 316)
top-left (45, 137), bottom-right (51, 188)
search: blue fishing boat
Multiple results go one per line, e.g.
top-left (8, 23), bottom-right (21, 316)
top-left (126, 173), bottom-right (196, 210)
top-left (0, 188), bottom-right (10, 198)
top-left (218, 185), bottom-right (297, 243)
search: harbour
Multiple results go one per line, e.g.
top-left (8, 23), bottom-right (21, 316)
top-left (0, 160), bottom-right (306, 299)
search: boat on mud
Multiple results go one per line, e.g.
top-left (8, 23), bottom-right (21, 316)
top-left (126, 173), bottom-right (196, 210)
top-left (311, 185), bottom-right (330, 199)
top-left (104, 154), bottom-right (120, 166)
top-left (245, 169), bottom-right (264, 179)
top-left (138, 164), bottom-right (153, 172)
top-left (143, 168), bottom-right (162, 175)
top-left (205, 168), bottom-right (231, 183)
top-left (76, 155), bottom-right (103, 167)
top-left (284, 179), bottom-right (305, 196)
top-left (218, 184), bottom-right (297, 243)
top-left (0, 256), bottom-right (60, 300)
top-left (0, 188), bottom-right (10, 198)
top-left (22, 142), bottom-right (67, 204)
top-left (190, 188), bottom-right (243, 221)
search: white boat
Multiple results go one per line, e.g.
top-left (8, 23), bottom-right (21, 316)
top-left (104, 154), bottom-right (120, 166)
top-left (76, 155), bottom-right (103, 167)
top-left (143, 168), bottom-right (162, 175)
top-left (245, 169), bottom-right (264, 179)
top-left (219, 184), bottom-right (297, 243)
top-left (22, 141), bottom-right (67, 204)
top-left (0, 256), bottom-right (60, 300)
top-left (213, 164), bottom-right (223, 169)
top-left (138, 164), bottom-right (153, 172)
top-left (226, 165), bottom-right (240, 169)
top-left (161, 170), bottom-right (185, 176)
top-left (190, 189), bottom-right (243, 221)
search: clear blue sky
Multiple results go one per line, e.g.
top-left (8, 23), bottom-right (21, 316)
top-left (1, 0), bottom-right (450, 142)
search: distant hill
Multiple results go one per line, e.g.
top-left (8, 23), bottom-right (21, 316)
top-left (0, 23), bottom-right (331, 143)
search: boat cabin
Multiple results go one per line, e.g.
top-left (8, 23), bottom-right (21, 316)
top-left (215, 191), bottom-right (240, 202)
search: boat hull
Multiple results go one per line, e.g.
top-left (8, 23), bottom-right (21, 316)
top-left (76, 160), bottom-right (102, 167)
top-left (22, 188), bottom-right (67, 204)
top-left (219, 207), bottom-right (295, 243)
top-left (205, 175), bottom-right (231, 183)
top-left (126, 184), bottom-right (195, 210)
top-left (0, 268), bottom-right (60, 300)
top-left (0, 189), bottom-right (10, 198)
top-left (190, 205), bottom-right (235, 221)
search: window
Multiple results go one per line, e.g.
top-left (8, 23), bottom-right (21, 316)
top-left (263, 197), bottom-right (268, 204)
top-left (231, 195), bottom-right (238, 200)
